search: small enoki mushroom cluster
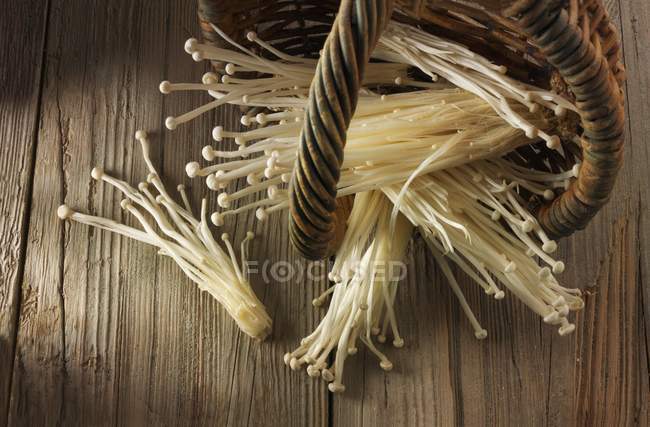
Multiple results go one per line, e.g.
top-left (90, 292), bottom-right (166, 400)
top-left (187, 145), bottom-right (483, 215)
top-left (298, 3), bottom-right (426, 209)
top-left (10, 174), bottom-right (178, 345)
top-left (284, 191), bottom-right (414, 393)
top-left (162, 26), bottom-right (408, 131)
top-left (57, 131), bottom-right (272, 340)
top-left (383, 158), bottom-right (584, 338)
top-left (375, 21), bottom-right (578, 148)
top-left (161, 21), bottom-right (578, 227)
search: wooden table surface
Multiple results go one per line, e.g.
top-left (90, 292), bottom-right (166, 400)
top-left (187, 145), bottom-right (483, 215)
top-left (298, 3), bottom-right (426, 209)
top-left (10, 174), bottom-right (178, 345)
top-left (1, 1), bottom-right (648, 426)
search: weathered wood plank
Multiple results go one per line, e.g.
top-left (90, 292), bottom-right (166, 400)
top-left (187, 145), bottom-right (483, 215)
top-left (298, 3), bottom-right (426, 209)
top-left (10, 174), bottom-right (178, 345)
top-left (8, 1), bottom-right (171, 424)
top-left (8, 0), bottom-right (328, 425)
top-left (2, 0), bottom-right (648, 425)
top-left (0, 1), bottom-right (49, 425)
top-left (618, 0), bottom-right (650, 390)
top-left (572, 205), bottom-right (647, 425)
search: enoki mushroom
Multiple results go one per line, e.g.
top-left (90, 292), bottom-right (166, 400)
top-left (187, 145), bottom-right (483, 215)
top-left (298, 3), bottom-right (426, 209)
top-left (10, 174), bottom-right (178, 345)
top-left (154, 19), bottom-right (584, 390)
top-left (284, 191), bottom-right (414, 393)
top-left (375, 21), bottom-right (577, 148)
top-left (197, 90), bottom-right (552, 228)
top-left (285, 158), bottom-right (583, 392)
top-left (383, 159), bottom-right (584, 339)
top-left (161, 21), bottom-right (577, 228)
top-left (57, 131), bottom-right (272, 340)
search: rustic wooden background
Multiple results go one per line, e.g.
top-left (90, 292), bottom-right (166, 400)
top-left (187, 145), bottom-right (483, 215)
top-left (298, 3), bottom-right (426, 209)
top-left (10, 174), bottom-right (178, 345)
top-left (1, 1), bottom-right (648, 425)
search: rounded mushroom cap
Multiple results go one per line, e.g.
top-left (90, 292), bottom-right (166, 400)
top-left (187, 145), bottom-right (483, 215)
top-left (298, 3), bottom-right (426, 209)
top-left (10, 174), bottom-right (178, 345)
top-left (135, 129), bottom-right (148, 141)
top-left (165, 116), bottom-right (178, 130)
top-left (210, 212), bottom-right (224, 227)
top-left (91, 167), bottom-right (104, 180)
top-left (184, 37), bottom-right (197, 54)
top-left (159, 81), bottom-right (172, 94)
top-left (379, 360), bottom-right (393, 371)
top-left (57, 204), bottom-right (74, 220)
top-left (185, 162), bottom-right (200, 178)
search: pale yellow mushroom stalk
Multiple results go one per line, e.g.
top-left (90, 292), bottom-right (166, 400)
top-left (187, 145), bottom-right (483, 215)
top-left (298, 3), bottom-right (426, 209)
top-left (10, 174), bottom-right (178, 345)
top-left (375, 21), bottom-right (577, 150)
top-left (167, 20), bottom-right (574, 139)
top-left (195, 90), bottom-right (550, 227)
top-left (157, 19), bottom-right (583, 347)
top-left (161, 22), bottom-right (576, 226)
top-left (383, 159), bottom-right (584, 338)
top-left (284, 191), bottom-right (413, 393)
top-left (57, 131), bottom-right (271, 340)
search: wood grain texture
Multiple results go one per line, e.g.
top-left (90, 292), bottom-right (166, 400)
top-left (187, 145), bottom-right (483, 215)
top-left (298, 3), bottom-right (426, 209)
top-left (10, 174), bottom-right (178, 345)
top-left (1, 0), bottom-right (648, 426)
top-left (6, 0), bottom-right (328, 425)
top-left (0, 1), bottom-right (49, 426)
top-left (618, 0), bottom-right (650, 373)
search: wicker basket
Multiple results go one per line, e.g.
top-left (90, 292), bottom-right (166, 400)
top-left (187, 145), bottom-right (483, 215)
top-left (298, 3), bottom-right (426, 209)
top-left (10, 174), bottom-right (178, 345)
top-left (197, 0), bottom-right (625, 260)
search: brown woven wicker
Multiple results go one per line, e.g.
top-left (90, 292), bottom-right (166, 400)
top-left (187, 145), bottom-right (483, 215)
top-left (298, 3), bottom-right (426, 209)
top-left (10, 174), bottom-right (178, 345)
top-left (198, 0), bottom-right (625, 260)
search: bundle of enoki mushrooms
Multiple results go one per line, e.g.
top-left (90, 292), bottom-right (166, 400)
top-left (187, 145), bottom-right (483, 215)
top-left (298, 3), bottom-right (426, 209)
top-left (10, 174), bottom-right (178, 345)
top-left (58, 132), bottom-right (272, 340)
top-left (157, 18), bottom-right (584, 391)
top-left (59, 16), bottom-right (585, 392)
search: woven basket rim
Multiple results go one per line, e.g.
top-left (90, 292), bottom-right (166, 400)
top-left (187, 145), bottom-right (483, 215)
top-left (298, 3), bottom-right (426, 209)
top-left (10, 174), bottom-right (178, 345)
top-left (196, 0), bottom-right (626, 260)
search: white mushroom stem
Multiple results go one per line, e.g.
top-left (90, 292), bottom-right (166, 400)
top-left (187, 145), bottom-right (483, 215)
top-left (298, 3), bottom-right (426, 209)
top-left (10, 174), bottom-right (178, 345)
top-left (429, 245), bottom-right (488, 339)
top-left (190, 90), bottom-right (550, 223)
top-left (57, 131), bottom-right (272, 340)
top-left (164, 21), bottom-right (583, 347)
top-left (285, 191), bottom-right (413, 393)
top-left (381, 159), bottom-right (583, 336)
top-left (374, 21), bottom-right (577, 147)
top-left (169, 21), bottom-right (575, 135)
top-left (161, 22), bottom-right (579, 226)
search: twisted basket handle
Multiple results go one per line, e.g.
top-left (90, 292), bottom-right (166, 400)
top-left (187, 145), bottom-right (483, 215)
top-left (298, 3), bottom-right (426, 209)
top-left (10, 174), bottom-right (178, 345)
top-left (288, 0), bottom-right (625, 259)
top-left (503, 1), bottom-right (625, 237)
top-left (288, 0), bottom-right (395, 259)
